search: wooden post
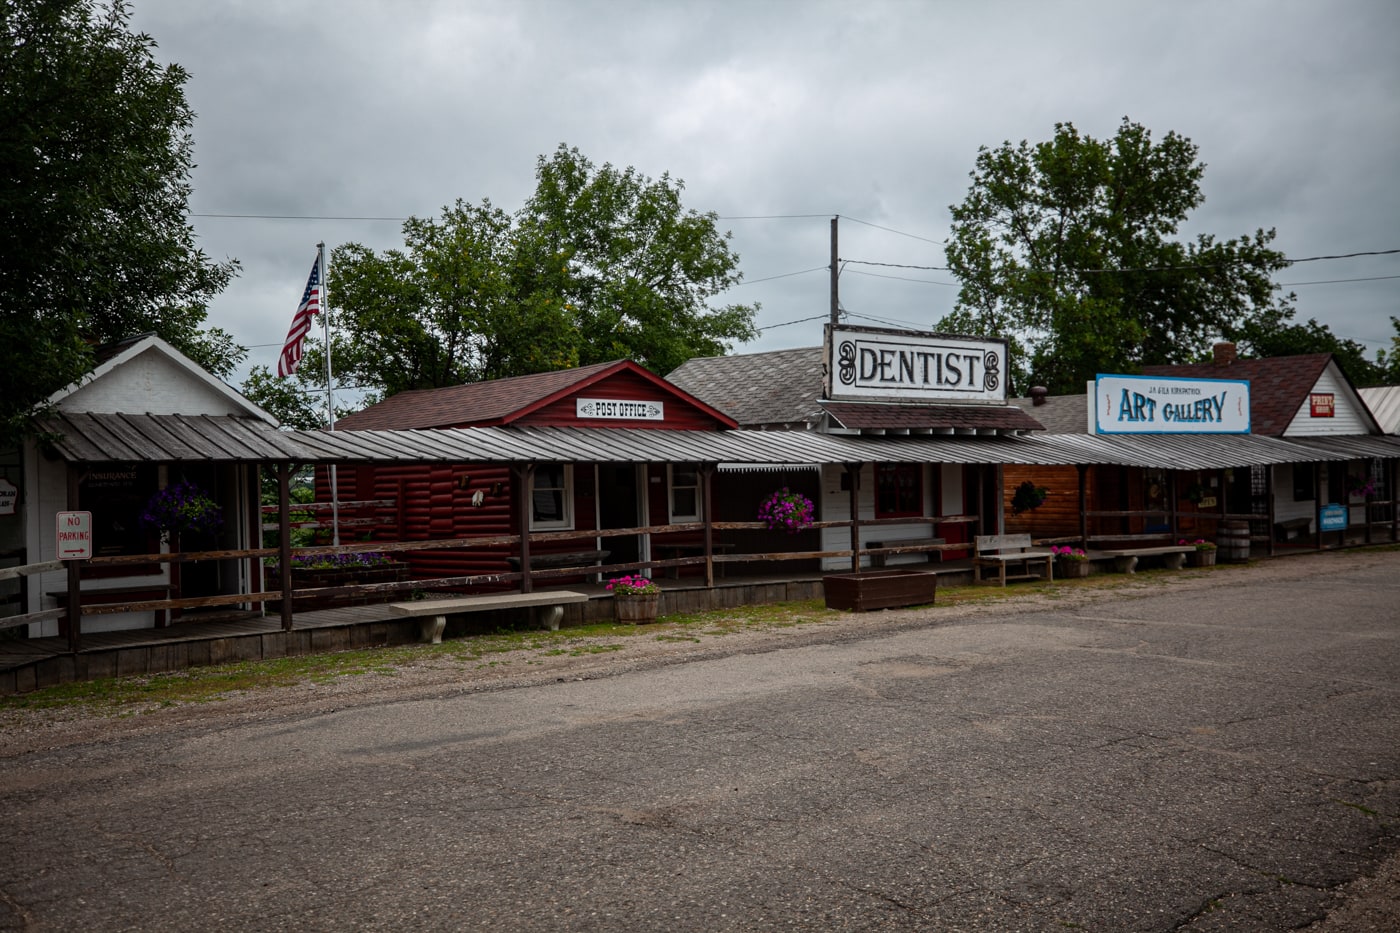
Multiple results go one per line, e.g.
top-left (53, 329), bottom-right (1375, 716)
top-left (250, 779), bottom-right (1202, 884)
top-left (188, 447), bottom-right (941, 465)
top-left (1314, 462), bottom-right (1324, 551)
top-left (846, 463), bottom-right (862, 573)
top-left (702, 465), bottom-right (715, 589)
top-left (278, 463), bottom-right (294, 631)
top-left (515, 463), bottom-right (534, 593)
top-left (1267, 466), bottom-right (1278, 558)
top-left (1392, 458), bottom-right (1399, 543)
top-left (1077, 464), bottom-right (1088, 548)
top-left (1167, 471), bottom-right (1179, 543)
top-left (65, 464), bottom-right (82, 654)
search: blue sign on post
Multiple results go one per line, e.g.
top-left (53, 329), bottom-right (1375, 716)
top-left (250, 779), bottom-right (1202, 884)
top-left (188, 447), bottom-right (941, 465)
top-left (1319, 503), bottom-right (1347, 532)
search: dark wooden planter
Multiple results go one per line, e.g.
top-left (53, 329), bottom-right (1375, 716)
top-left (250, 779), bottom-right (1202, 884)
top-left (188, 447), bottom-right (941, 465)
top-left (1058, 559), bottom-right (1091, 579)
top-left (267, 563), bottom-right (411, 611)
top-left (823, 570), bottom-right (937, 612)
top-left (613, 592), bottom-right (661, 624)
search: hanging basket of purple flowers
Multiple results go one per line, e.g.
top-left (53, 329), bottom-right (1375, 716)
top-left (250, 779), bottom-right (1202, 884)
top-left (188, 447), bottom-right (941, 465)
top-left (140, 481), bottom-right (224, 541)
top-left (758, 487), bottom-right (815, 533)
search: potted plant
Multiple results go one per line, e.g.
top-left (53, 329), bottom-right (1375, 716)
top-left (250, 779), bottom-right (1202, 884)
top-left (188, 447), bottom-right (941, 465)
top-left (1011, 481), bottom-right (1048, 515)
top-left (1052, 545), bottom-right (1090, 578)
top-left (140, 480), bottom-right (224, 544)
top-left (264, 551), bottom-right (411, 610)
top-left (1180, 538), bottom-right (1217, 567)
top-left (758, 488), bottom-right (815, 533)
top-left (607, 574), bottom-right (662, 624)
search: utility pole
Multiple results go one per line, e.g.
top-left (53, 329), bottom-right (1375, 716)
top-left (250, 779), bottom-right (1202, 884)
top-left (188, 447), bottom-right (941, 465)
top-left (829, 215), bottom-right (840, 326)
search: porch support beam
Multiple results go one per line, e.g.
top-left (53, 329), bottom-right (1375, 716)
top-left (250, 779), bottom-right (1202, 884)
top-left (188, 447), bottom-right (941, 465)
top-left (702, 464), bottom-right (716, 589)
top-left (845, 463), bottom-right (863, 573)
top-left (65, 463), bottom-right (83, 654)
top-left (514, 463), bottom-right (535, 593)
top-left (278, 463), bottom-right (294, 631)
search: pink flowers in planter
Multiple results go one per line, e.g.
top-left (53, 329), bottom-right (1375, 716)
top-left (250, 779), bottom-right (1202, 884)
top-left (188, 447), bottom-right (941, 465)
top-left (605, 574), bottom-right (660, 596)
top-left (1178, 538), bottom-right (1216, 551)
top-left (758, 487), bottom-right (815, 533)
top-left (1052, 545), bottom-right (1087, 562)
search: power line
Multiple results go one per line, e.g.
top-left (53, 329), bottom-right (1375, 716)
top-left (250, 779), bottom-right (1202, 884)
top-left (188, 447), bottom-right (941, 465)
top-left (847, 269), bottom-right (958, 287)
top-left (738, 266), bottom-right (828, 286)
top-left (841, 216), bottom-right (943, 245)
top-left (1278, 274), bottom-right (1400, 286)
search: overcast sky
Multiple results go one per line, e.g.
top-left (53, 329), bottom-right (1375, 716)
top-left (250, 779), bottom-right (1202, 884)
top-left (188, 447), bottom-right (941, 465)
top-left (129, 0), bottom-right (1400, 391)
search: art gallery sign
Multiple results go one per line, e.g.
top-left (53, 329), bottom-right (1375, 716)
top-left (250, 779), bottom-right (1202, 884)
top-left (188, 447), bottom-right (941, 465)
top-left (1094, 374), bottom-right (1251, 434)
top-left (824, 325), bottom-right (1007, 403)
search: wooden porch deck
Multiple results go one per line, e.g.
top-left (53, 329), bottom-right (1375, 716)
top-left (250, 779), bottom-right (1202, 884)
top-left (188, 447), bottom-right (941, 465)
top-left (0, 567), bottom-right (879, 694)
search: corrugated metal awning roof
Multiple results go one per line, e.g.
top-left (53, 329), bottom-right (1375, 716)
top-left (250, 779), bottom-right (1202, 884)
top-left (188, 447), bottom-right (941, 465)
top-left (34, 413), bottom-right (1400, 470)
top-left (36, 413), bottom-right (320, 463)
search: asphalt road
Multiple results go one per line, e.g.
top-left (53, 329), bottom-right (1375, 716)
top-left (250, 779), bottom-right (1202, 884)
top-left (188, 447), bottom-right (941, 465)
top-left (2, 551), bottom-right (1398, 931)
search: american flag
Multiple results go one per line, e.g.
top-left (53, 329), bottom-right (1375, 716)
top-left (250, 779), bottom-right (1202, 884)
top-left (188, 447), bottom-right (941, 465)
top-left (277, 256), bottom-right (322, 377)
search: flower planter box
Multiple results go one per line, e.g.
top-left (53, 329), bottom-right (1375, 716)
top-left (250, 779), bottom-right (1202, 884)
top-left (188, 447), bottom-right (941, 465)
top-left (1188, 549), bottom-right (1217, 568)
top-left (1058, 559), bottom-right (1091, 579)
top-left (823, 570), bottom-right (937, 612)
top-left (614, 592), bottom-right (661, 624)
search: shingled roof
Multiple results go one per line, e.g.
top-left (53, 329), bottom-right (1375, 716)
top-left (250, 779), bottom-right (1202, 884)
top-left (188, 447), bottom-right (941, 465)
top-left (669, 345), bottom-right (1043, 433)
top-left (823, 401), bottom-right (1043, 433)
top-left (667, 347), bottom-right (827, 428)
top-left (334, 360), bottom-right (686, 431)
top-left (1141, 353), bottom-right (1333, 436)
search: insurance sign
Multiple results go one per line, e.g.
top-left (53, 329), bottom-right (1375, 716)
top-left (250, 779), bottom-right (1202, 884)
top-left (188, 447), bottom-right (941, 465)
top-left (1094, 374), bottom-right (1250, 434)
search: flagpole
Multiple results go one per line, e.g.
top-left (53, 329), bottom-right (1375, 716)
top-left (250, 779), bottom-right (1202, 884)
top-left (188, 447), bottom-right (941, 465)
top-left (319, 241), bottom-right (341, 547)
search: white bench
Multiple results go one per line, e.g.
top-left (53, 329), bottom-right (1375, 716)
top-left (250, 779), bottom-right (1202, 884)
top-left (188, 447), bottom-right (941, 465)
top-left (972, 534), bottom-right (1054, 586)
top-left (388, 591), bottom-right (589, 643)
top-left (1088, 545), bottom-right (1194, 574)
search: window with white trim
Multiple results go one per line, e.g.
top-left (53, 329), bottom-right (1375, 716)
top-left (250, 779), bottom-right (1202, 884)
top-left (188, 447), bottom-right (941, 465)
top-left (531, 463), bottom-right (573, 529)
top-left (669, 462), bottom-right (701, 522)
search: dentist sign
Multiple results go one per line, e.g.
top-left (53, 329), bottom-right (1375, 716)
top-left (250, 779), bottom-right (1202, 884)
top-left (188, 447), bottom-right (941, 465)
top-left (1094, 374), bottom-right (1250, 435)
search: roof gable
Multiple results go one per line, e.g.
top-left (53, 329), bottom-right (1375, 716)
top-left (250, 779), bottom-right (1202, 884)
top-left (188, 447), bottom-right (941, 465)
top-left (47, 335), bottom-right (275, 424)
top-left (336, 360), bottom-right (737, 431)
top-left (1140, 354), bottom-right (1371, 436)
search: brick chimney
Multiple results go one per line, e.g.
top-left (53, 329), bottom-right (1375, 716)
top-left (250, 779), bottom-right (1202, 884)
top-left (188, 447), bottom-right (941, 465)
top-left (1213, 342), bottom-right (1238, 366)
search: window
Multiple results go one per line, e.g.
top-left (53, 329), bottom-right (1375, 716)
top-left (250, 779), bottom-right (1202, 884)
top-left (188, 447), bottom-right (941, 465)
top-left (669, 463), bottom-right (701, 522)
top-left (531, 463), bottom-right (573, 529)
top-left (876, 463), bottom-right (923, 518)
top-left (1293, 463), bottom-right (1316, 502)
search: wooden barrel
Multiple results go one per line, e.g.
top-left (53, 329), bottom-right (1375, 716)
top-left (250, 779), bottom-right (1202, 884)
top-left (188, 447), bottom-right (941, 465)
top-left (1217, 520), bottom-right (1251, 562)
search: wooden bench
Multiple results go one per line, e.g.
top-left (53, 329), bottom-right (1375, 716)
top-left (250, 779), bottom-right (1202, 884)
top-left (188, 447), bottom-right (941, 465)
top-left (653, 542), bottom-right (734, 578)
top-left (867, 537), bottom-right (946, 568)
top-left (1088, 545), bottom-right (1194, 574)
top-left (388, 590), bottom-right (590, 643)
top-left (972, 534), bottom-right (1054, 586)
top-left (505, 550), bottom-right (610, 581)
top-left (48, 584), bottom-right (175, 626)
top-left (1274, 517), bottom-right (1311, 542)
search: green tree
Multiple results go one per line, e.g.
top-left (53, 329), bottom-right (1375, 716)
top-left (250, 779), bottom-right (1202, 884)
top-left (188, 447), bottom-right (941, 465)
top-left (240, 363), bottom-right (345, 430)
top-left (307, 145), bottom-right (757, 401)
top-left (0, 0), bottom-right (241, 441)
top-left (937, 118), bottom-right (1293, 395)
top-left (1229, 306), bottom-right (1386, 386)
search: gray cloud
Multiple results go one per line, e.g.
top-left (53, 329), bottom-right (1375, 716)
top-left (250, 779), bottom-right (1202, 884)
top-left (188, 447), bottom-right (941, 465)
top-left (129, 0), bottom-right (1400, 384)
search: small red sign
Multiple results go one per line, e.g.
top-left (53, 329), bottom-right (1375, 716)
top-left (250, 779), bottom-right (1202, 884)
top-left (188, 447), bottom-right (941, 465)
top-left (56, 510), bottom-right (93, 560)
top-left (1310, 393), bottom-right (1335, 418)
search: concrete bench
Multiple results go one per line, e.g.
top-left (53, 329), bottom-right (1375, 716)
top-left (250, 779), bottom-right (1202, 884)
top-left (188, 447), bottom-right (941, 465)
top-left (972, 534), bottom-right (1054, 586)
top-left (1088, 545), bottom-right (1194, 574)
top-left (388, 590), bottom-right (589, 643)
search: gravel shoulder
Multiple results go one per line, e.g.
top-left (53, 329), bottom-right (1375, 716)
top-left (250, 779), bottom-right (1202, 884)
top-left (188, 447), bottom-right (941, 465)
top-left (2, 549), bottom-right (1397, 930)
